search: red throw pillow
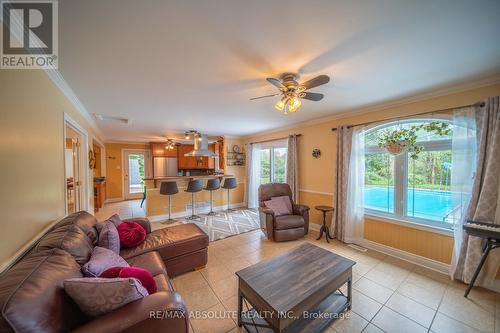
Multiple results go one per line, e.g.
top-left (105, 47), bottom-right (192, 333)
top-left (119, 267), bottom-right (157, 294)
top-left (100, 266), bottom-right (157, 294)
top-left (100, 266), bottom-right (124, 278)
top-left (117, 221), bottom-right (146, 248)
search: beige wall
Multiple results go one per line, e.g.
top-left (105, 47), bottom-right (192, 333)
top-left (223, 137), bottom-right (246, 184)
top-left (244, 83), bottom-right (500, 263)
top-left (105, 143), bottom-right (151, 200)
top-left (0, 69), bottom-right (101, 270)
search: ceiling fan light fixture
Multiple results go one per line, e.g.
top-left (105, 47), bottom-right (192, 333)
top-left (274, 97), bottom-right (287, 111)
top-left (289, 97), bottom-right (302, 112)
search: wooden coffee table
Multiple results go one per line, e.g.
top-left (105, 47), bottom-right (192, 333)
top-left (236, 243), bottom-right (355, 333)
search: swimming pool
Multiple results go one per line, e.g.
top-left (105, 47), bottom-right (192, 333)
top-left (364, 186), bottom-right (454, 222)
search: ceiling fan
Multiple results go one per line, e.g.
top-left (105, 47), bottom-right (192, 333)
top-left (250, 73), bottom-right (330, 114)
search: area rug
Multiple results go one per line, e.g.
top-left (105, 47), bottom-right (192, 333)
top-left (151, 209), bottom-right (261, 242)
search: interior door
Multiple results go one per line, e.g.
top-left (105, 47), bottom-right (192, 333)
top-left (124, 150), bottom-right (151, 200)
top-left (65, 125), bottom-right (84, 214)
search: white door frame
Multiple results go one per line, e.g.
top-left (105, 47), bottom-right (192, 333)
top-left (63, 113), bottom-right (89, 214)
top-left (122, 149), bottom-right (151, 200)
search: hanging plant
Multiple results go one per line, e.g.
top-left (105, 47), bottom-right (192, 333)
top-left (377, 121), bottom-right (451, 160)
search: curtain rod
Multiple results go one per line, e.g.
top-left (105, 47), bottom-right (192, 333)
top-left (250, 134), bottom-right (302, 145)
top-left (330, 101), bottom-right (485, 131)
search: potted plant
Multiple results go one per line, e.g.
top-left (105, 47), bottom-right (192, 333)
top-left (377, 121), bottom-right (451, 160)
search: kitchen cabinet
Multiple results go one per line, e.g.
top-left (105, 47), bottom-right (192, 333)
top-left (177, 143), bottom-right (217, 169)
top-left (94, 181), bottom-right (106, 212)
top-left (151, 142), bottom-right (177, 157)
top-left (178, 144), bottom-right (196, 169)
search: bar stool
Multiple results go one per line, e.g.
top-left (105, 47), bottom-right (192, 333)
top-left (204, 178), bottom-right (220, 216)
top-left (185, 179), bottom-right (203, 220)
top-left (159, 181), bottom-right (178, 224)
top-left (222, 177), bottom-right (237, 212)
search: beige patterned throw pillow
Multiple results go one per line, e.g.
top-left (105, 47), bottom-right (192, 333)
top-left (64, 277), bottom-right (148, 317)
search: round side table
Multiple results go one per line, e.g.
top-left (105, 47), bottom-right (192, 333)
top-left (315, 205), bottom-right (334, 243)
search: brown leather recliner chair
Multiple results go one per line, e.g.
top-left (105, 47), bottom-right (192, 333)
top-left (258, 183), bottom-right (310, 242)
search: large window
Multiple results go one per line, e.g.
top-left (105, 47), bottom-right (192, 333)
top-left (364, 119), bottom-right (454, 229)
top-left (259, 145), bottom-right (287, 184)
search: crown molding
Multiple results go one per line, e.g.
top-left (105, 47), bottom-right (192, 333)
top-left (45, 69), bottom-right (105, 141)
top-left (243, 74), bottom-right (500, 140)
top-left (223, 135), bottom-right (244, 140)
top-left (104, 140), bottom-right (152, 145)
top-left (1, 7), bottom-right (105, 141)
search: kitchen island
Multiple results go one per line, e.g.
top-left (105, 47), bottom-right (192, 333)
top-left (144, 174), bottom-right (245, 218)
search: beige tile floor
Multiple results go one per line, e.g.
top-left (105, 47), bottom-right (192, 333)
top-left (97, 200), bottom-right (499, 333)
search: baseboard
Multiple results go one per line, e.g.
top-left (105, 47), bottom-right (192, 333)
top-left (148, 202), bottom-right (246, 222)
top-left (307, 223), bottom-right (449, 275)
top-left (104, 198), bottom-right (123, 204)
top-left (309, 223), bottom-right (321, 232)
top-left (0, 217), bottom-right (63, 274)
top-left (356, 238), bottom-right (450, 275)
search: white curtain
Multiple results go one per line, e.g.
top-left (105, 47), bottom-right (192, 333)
top-left (333, 126), bottom-right (365, 243)
top-left (450, 107), bottom-right (477, 276)
top-left (451, 97), bottom-right (500, 290)
top-left (246, 143), bottom-right (261, 209)
top-left (286, 135), bottom-right (299, 202)
top-left (345, 127), bottom-right (365, 243)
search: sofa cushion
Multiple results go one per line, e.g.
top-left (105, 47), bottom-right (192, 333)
top-left (96, 214), bottom-right (122, 232)
top-left (120, 224), bottom-right (208, 262)
top-left (82, 247), bottom-right (129, 277)
top-left (98, 220), bottom-right (120, 254)
top-left (35, 224), bottom-right (94, 264)
top-left (126, 251), bottom-right (168, 276)
top-left (274, 214), bottom-right (305, 230)
top-left (153, 274), bottom-right (173, 292)
top-left (52, 211), bottom-right (99, 245)
top-left (0, 249), bottom-right (86, 333)
top-left (64, 277), bottom-right (148, 317)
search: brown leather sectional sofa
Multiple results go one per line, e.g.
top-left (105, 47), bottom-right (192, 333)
top-left (0, 211), bottom-right (209, 333)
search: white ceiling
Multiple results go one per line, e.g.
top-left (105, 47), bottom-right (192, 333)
top-left (59, 0), bottom-right (500, 141)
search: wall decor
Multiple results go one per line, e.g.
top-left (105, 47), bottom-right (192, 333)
top-left (89, 149), bottom-right (96, 168)
top-left (312, 148), bottom-right (321, 158)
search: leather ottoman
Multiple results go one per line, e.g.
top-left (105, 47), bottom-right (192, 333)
top-left (121, 223), bottom-right (209, 277)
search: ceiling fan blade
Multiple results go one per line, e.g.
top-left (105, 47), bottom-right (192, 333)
top-left (266, 78), bottom-right (287, 91)
top-left (300, 92), bottom-right (324, 101)
top-left (299, 75), bottom-right (330, 90)
top-left (250, 93), bottom-right (280, 100)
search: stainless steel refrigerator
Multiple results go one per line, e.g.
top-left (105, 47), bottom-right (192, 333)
top-left (153, 157), bottom-right (178, 177)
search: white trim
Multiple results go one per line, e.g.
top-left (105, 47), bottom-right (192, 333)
top-left (104, 198), bottom-right (124, 204)
top-left (46, 70), bottom-right (105, 140)
top-left (309, 223), bottom-right (321, 232)
top-left (105, 140), bottom-right (152, 145)
top-left (308, 223), bottom-right (450, 274)
top-left (242, 74), bottom-right (500, 140)
top-left (0, 217), bottom-right (61, 274)
top-left (64, 113), bottom-right (90, 213)
top-left (147, 202), bottom-right (246, 222)
top-left (364, 212), bottom-right (454, 236)
top-left (357, 238), bottom-right (451, 275)
top-left (298, 189), bottom-right (334, 196)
